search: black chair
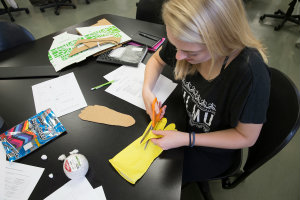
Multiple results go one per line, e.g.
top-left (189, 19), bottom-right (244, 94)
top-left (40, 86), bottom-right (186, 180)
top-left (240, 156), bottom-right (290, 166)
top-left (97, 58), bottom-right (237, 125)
top-left (0, 21), bottom-right (35, 52)
top-left (259, 0), bottom-right (300, 31)
top-left (40, 0), bottom-right (76, 16)
top-left (196, 67), bottom-right (300, 200)
top-left (0, 0), bottom-right (30, 22)
top-left (136, 0), bottom-right (165, 24)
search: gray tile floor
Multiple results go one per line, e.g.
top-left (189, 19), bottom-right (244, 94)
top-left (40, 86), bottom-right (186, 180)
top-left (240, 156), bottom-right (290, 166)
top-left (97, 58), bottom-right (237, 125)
top-left (1, 0), bottom-right (299, 199)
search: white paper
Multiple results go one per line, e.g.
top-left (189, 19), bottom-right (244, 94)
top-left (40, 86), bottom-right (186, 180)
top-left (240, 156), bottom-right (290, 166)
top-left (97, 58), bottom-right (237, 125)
top-left (32, 72), bottom-right (87, 117)
top-left (45, 177), bottom-right (106, 200)
top-left (50, 32), bottom-right (74, 49)
top-left (104, 63), bottom-right (177, 110)
top-left (0, 142), bottom-right (6, 195)
top-left (48, 33), bottom-right (86, 72)
top-left (93, 186), bottom-right (107, 200)
top-left (0, 144), bottom-right (45, 200)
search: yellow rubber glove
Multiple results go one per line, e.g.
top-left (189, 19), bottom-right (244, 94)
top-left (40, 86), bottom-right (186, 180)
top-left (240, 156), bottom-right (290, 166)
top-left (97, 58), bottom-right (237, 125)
top-left (109, 118), bottom-right (176, 184)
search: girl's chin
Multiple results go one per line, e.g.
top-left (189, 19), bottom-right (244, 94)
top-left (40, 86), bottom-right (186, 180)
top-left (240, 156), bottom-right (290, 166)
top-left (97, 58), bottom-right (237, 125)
top-left (185, 59), bottom-right (193, 62)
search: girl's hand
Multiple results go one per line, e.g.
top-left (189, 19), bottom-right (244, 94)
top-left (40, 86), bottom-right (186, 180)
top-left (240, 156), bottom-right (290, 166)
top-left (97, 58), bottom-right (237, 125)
top-left (142, 89), bottom-right (167, 120)
top-left (151, 130), bottom-right (189, 150)
top-left (142, 89), bottom-right (156, 119)
top-left (156, 101), bottom-right (167, 120)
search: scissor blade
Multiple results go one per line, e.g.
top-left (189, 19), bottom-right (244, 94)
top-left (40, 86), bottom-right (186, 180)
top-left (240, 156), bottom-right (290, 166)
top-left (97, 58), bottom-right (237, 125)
top-left (140, 126), bottom-right (152, 143)
top-left (144, 140), bottom-right (149, 150)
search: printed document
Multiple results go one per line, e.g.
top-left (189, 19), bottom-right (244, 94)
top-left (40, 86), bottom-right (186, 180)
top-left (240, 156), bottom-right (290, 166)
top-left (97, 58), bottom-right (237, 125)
top-left (103, 63), bottom-right (177, 110)
top-left (0, 143), bottom-right (44, 200)
top-left (32, 72), bottom-right (87, 117)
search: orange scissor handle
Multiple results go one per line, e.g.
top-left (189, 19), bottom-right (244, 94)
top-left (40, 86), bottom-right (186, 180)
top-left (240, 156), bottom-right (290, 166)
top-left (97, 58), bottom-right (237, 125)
top-left (151, 97), bottom-right (162, 127)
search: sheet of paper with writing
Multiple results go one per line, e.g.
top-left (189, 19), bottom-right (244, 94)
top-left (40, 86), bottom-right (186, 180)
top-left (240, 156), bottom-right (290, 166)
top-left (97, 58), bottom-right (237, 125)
top-left (32, 72), bottom-right (87, 117)
top-left (0, 144), bottom-right (44, 200)
top-left (103, 63), bottom-right (177, 110)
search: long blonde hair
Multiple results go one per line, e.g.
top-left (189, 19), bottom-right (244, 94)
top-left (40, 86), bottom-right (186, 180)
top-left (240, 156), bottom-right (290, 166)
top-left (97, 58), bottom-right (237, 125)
top-left (162, 0), bottom-right (267, 80)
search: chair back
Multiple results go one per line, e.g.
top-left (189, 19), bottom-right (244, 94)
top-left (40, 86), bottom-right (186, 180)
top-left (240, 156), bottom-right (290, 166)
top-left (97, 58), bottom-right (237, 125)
top-left (0, 21), bottom-right (35, 52)
top-left (136, 0), bottom-right (165, 24)
top-left (222, 67), bottom-right (300, 189)
top-left (244, 68), bottom-right (300, 174)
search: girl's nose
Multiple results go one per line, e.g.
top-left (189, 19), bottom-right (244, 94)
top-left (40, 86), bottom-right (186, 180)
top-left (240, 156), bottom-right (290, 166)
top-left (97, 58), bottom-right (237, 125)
top-left (176, 50), bottom-right (187, 60)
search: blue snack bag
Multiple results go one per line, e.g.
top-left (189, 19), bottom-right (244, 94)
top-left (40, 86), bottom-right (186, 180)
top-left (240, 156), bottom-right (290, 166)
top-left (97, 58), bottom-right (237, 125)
top-left (0, 108), bottom-right (66, 161)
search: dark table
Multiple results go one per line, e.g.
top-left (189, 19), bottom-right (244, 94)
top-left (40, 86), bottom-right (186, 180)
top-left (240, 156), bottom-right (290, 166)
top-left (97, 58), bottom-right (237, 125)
top-left (0, 14), bottom-right (186, 200)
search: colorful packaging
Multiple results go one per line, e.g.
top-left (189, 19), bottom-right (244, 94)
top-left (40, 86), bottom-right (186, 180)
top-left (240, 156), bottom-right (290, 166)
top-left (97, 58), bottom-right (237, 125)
top-left (0, 108), bottom-right (66, 162)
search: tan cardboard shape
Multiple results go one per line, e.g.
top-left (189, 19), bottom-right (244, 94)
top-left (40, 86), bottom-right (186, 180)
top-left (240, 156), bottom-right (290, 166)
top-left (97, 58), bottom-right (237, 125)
top-left (69, 37), bottom-right (121, 57)
top-left (74, 37), bottom-right (121, 48)
top-left (69, 18), bottom-right (123, 57)
top-left (92, 18), bottom-right (112, 26)
top-left (93, 44), bottom-right (122, 57)
top-left (79, 105), bottom-right (135, 127)
top-left (72, 18), bottom-right (130, 57)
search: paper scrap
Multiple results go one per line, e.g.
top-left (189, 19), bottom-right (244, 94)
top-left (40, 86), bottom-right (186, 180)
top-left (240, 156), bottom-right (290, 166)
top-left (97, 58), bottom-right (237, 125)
top-left (41, 155), bottom-right (48, 160)
top-left (79, 105), bottom-right (135, 127)
top-left (69, 149), bottom-right (79, 155)
top-left (58, 154), bottom-right (67, 161)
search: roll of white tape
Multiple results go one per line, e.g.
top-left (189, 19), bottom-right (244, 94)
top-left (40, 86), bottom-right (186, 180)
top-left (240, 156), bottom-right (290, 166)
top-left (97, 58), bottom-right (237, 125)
top-left (63, 154), bottom-right (89, 179)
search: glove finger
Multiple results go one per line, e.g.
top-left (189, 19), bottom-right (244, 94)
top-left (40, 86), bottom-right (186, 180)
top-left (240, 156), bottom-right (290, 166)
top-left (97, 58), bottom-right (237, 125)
top-left (164, 123), bottom-right (176, 131)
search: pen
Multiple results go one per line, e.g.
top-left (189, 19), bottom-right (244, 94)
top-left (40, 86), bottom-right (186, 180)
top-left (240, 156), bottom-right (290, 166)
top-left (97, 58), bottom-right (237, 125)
top-left (91, 80), bottom-right (115, 90)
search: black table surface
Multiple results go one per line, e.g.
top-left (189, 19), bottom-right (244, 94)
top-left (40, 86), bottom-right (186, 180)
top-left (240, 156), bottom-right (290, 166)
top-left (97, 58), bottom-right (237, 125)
top-left (0, 14), bottom-right (186, 200)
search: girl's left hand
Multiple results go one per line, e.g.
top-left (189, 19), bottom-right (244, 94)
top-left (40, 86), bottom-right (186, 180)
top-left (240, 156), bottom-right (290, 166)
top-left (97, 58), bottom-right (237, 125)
top-left (151, 130), bottom-right (189, 150)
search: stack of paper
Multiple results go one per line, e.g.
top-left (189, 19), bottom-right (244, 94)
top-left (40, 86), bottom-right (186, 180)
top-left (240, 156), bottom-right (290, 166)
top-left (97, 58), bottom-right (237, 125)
top-left (103, 63), bottom-right (177, 110)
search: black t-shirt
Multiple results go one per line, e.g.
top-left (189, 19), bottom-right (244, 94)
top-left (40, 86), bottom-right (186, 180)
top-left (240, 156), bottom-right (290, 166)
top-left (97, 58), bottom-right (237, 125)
top-left (159, 41), bottom-right (270, 134)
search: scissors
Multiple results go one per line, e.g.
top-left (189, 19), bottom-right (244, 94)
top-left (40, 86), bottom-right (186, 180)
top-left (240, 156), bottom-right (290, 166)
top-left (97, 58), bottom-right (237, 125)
top-left (140, 97), bottom-right (162, 150)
